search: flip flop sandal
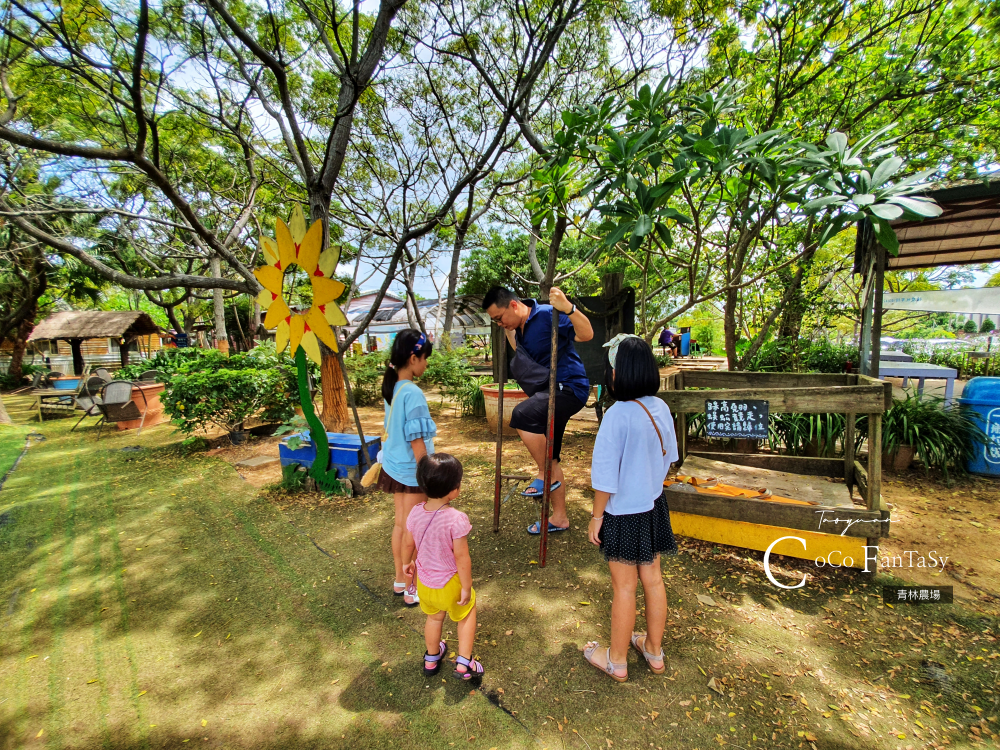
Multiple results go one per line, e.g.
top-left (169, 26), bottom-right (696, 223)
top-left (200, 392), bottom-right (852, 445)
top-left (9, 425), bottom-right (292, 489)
top-left (423, 640), bottom-right (447, 676)
top-left (403, 583), bottom-right (420, 607)
top-left (583, 641), bottom-right (627, 683)
top-left (453, 655), bottom-right (484, 681)
top-left (527, 521), bottom-right (570, 535)
top-left (393, 581), bottom-right (406, 596)
top-left (750, 488), bottom-right (773, 499)
top-left (630, 632), bottom-right (665, 674)
top-left (521, 478), bottom-right (562, 497)
top-left (690, 476), bottom-right (719, 488)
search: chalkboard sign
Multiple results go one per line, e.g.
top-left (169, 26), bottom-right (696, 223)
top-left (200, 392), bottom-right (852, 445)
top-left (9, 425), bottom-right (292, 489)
top-left (175, 333), bottom-right (189, 348)
top-left (705, 399), bottom-right (768, 439)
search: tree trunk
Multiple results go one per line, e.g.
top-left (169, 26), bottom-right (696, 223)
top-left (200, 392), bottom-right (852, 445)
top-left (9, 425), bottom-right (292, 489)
top-left (320, 343), bottom-right (350, 430)
top-left (724, 284), bottom-right (740, 370)
top-left (442, 185), bottom-right (477, 346)
top-left (252, 299), bottom-right (261, 342)
top-left (8, 315), bottom-right (34, 386)
top-left (210, 254), bottom-right (229, 354)
top-left (117, 339), bottom-right (129, 369)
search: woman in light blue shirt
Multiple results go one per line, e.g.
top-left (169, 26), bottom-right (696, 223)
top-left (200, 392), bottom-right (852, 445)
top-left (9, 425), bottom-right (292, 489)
top-left (377, 329), bottom-right (436, 606)
top-left (584, 335), bottom-right (679, 682)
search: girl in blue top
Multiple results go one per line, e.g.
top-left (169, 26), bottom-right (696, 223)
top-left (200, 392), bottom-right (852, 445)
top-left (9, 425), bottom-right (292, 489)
top-left (377, 329), bottom-right (437, 606)
top-left (584, 335), bottom-right (679, 682)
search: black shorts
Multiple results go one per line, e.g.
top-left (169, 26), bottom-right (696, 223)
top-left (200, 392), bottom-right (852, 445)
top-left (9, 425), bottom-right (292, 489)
top-left (509, 388), bottom-right (586, 462)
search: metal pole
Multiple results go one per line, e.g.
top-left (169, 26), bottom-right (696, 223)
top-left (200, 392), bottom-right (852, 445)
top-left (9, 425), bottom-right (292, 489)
top-left (493, 333), bottom-right (506, 533)
top-left (540, 304), bottom-right (559, 567)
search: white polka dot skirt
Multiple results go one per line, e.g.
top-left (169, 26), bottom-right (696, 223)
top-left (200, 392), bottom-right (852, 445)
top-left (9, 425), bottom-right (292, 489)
top-left (598, 492), bottom-right (678, 565)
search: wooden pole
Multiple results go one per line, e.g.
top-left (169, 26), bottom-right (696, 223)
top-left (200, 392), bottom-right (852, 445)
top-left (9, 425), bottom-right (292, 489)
top-left (540, 304), bottom-right (559, 567)
top-left (493, 336), bottom-right (506, 533)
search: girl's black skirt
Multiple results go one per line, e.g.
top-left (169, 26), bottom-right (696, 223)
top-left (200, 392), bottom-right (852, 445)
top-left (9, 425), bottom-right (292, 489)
top-left (598, 492), bottom-right (678, 565)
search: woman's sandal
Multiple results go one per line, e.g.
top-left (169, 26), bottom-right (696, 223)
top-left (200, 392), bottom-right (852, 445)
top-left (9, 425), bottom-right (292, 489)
top-left (630, 633), bottom-right (665, 674)
top-left (393, 581), bottom-right (406, 596)
top-left (583, 641), bottom-right (627, 683)
top-left (453, 655), bottom-right (485, 681)
top-left (423, 640), bottom-right (447, 676)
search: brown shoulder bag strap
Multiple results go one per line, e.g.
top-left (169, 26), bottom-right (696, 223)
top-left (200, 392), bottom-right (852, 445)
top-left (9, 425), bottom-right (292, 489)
top-left (634, 400), bottom-right (666, 457)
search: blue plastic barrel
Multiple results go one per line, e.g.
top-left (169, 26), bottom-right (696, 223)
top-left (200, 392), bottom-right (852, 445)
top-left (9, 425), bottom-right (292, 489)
top-left (957, 377), bottom-right (1000, 476)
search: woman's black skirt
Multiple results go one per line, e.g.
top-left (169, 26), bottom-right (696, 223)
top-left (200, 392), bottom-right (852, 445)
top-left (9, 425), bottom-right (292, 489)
top-left (598, 492), bottom-right (678, 565)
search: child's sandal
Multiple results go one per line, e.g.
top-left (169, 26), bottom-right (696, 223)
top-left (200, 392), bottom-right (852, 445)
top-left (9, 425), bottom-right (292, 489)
top-left (393, 581), bottom-right (407, 596)
top-left (423, 640), bottom-right (447, 676)
top-left (452, 655), bottom-right (484, 681)
top-left (630, 633), bottom-right (665, 674)
top-left (583, 641), bottom-right (627, 683)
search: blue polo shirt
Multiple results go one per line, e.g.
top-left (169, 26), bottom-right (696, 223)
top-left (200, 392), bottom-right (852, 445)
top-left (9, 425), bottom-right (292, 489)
top-left (515, 300), bottom-right (590, 403)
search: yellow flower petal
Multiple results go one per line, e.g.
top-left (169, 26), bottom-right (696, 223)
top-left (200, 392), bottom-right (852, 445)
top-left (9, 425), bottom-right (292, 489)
top-left (321, 302), bottom-right (348, 327)
top-left (263, 298), bottom-right (291, 330)
top-left (275, 320), bottom-right (290, 353)
top-left (312, 277), bottom-right (345, 306)
top-left (289, 204), bottom-right (308, 244)
top-left (260, 236), bottom-right (279, 267)
top-left (300, 330), bottom-right (322, 364)
top-left (254, 265), bottom-right (284, 296)
top-left (317, 247), bottom-right (339, 277)
top-left (296, 220), bottom-right (322, 275)
top-left (256, 289), bottom-right (275, 310)
top-left (306, 307), bottom-right (338, 351)
top-left (276, 219), bottom-right (296, 270)
top-left (289, 314), bottom-right (306, 356)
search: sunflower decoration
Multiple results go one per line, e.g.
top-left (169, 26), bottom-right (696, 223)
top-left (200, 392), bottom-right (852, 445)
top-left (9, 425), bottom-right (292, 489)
top-left (254, 206), bottom-right (348, 363)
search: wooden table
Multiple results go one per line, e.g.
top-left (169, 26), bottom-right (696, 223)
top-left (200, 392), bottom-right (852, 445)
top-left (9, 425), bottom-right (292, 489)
top-left (878, 361), bottom-right (958, 406)
top-left (33, 388), bottom-right (78, 421)
top-left (879, 352), bottom-right (913, 362)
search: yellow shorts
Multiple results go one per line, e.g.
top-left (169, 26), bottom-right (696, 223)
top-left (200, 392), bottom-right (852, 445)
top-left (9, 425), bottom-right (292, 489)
top-left (417, 574), bottom-right (476, 622)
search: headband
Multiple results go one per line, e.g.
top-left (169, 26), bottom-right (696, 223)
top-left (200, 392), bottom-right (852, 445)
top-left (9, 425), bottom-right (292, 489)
top-left (603, 333), bottom-right (643, 370)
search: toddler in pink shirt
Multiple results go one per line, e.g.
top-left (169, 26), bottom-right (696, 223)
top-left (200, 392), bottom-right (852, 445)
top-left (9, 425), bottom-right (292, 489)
top-left (402, 453), bottom-right (482, 681)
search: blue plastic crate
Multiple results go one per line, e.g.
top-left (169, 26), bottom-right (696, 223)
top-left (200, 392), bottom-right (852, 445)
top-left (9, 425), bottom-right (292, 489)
top-left (279, 432), bottom-right (381, 479)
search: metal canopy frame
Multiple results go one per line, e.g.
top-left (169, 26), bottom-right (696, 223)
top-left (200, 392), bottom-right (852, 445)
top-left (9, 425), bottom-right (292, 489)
top-left (855, 176), bottom-right (1000, 378)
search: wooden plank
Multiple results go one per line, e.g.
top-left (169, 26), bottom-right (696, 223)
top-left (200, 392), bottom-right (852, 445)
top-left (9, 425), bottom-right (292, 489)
top-left (658, 385), bottom-right (886, 414)
top-left (681, 372), bottom-right (851, 389)
top-left (854, 460), bottom-right (869, 501)
top-left (687, 451), bottom-right (844, 477)
top-left (681, 455), bottom-right (854, 508)
top-left (867, 413), bottom-right (882, 513)
top-left (665, 487), bottom-right (886, 538)
top-left (857, 375), bottom-right (894, 412)
top-left (668, 512), bottom-right (872, 568)
top-left (844, 413), bottom-right (856, 490)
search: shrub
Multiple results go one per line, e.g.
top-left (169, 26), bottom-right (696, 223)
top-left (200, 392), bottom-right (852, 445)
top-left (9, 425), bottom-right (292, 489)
top-left (162, 367), bottom-right (295, 434)
top-left (963, 319), bottom-right (978, 333)
top-left (344, 351), bottom-right (388, 406)
top-left (744, 338), bottom-right (858, 373)
top-left (0, 362), bottom-right (45, 391)
top-left (693, 323), bottom-right (717, 355)
top-left (981, 318), bottom-right (996, 334)
top-left (115, 347), bottom-right (208, 380)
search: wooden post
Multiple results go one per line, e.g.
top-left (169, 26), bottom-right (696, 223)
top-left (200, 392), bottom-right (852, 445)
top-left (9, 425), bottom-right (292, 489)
top-left (493, 339), bottom-right (506, 534)
top-left (866, 410), bottom-right (882, 573)
top-left (675, 371), bottom-right (686, 466)
top-left (539, 304), bottom-right (559, 568)
top-left (844, 412), bottom-right (856, 493)
top-left (69, 339), bottom-right (84, 375)
top-left (871, 244), bottom-right (885, 380)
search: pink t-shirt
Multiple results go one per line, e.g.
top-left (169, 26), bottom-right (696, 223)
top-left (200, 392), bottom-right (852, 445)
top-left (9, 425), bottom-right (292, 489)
top-left (406, 503), bottom-right (472, 589)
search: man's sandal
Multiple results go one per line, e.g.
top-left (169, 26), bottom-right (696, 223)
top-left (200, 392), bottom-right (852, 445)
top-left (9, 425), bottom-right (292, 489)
top-left (583, 641), bottom-right (627, 683)
top-left (453, 655), bottom-right (485, 681)
top-left (630, 632), bottom-right (665, 674)
top-left (522, 478), bottom-right (561, 497)
top-left (423, 640), bottom-right (447, 676)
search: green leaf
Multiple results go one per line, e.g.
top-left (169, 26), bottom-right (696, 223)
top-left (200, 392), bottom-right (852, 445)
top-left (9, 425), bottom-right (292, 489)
top-left (869, 203), bottom-right (904, 220)
top-left (875, 218), bottom-right (900, 255)
top-left (693, 139), bottom-right (717, 157)
top-left (803, 195), bottom-right (846, 211)
top-left (655, 222), bottom-right (673, 248)
top-left (888, 196), bottom-right (943, 218)
top-left (871, 157), bottom-right (903, 188)
top-left (854, 193), bottom-right (876, 207)
top-left (634, 214), bottom-right (652, 237)
top-left (826, 132), bottom-right (848, 156)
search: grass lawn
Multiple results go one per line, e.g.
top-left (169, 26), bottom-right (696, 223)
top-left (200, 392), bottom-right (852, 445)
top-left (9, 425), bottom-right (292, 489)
top-left (0, 392), bottom-right (998, 750)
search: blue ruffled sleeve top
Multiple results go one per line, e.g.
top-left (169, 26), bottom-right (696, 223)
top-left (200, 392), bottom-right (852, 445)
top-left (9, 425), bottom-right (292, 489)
top-left (382, 380), bottom-right (437, 488)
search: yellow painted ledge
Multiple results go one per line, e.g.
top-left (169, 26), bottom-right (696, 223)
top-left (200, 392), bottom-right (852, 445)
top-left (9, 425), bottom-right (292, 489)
top-left (669, 511), bottom-right (869, 569)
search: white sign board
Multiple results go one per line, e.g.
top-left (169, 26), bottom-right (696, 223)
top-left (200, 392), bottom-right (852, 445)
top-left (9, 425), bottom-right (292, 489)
top-left (882, 287), bottom-right (1000, 315)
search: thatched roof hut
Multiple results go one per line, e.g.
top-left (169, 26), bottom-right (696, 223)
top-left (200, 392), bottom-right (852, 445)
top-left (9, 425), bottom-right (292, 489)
top-left (29, 310), bottom-right (161, 373)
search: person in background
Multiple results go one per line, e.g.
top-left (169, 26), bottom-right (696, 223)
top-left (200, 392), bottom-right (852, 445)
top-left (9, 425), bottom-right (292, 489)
top-left (584, 335), bottom-right (679, 682)
top-left (378, 328), bottom-right (436, 607)
top-left (657, 328), bottom-right (676, 358)
top-left (483, 286), bottom-right (594, 535)
top-left (402, 453), bottom-right (483, 681)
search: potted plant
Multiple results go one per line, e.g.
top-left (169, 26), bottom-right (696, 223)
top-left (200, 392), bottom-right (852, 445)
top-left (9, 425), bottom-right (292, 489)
top-left (479, 381), bottom-right (529, 436)
top-left (858, 394), bottom-right (986, 480)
